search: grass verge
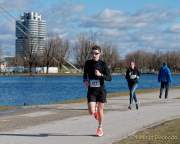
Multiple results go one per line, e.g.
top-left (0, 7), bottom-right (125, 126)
top-left (114, 118), bottom-right (180, 144)
top-left (0, 106), bottom-right (16, 111)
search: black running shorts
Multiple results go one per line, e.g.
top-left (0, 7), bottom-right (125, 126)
top-left (87, 87), bottom-right (107, 103)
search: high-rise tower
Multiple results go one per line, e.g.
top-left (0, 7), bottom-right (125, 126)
top-left (16, 12), bottom-right (47, 56)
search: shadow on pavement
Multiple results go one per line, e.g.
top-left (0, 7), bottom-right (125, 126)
top-left (0, 133), bottom-right (97, 137)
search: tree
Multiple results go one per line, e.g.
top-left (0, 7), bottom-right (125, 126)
top-left (161, 51), bottom-right (180, 72)
top-left (74, 32), bottom-right (97, 69)
top-left (124, 50), bottom-right (180, 73)
top-left (52, 36), bottom-right (70, 71)
top-left (23, 37), bottom-right (40, 75)
top-left (10, 56), bottom-right (24, 67)
top-left (101, 43), bottom-right (120, 72)
top-left (125, 50), bottom-right (146, 70)
top-left (43, 37), bottom-right (56, 74)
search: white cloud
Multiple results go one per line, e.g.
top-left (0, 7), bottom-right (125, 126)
top-left (80, 7), bottom-right (180, 30)
top-left (1, 1), bottom-right (180, 57)
top-left (42, 2), bottom-right (85, 37)
top-left (170, 24), bottom-right (180, 32)
top-left (99, 29), bottom-right (123, 37)
top-left (0, 0), bottom-right (36, 10)
top-left (0, 1), bottom-right (86, 56)
top-left (78, 6), bottom-right (180, 55)
top-left (80, 8), bottom-right (130, 29)
top-left (97, 8), bottom-right (125, 19)
top-left (71, 4), bottom-right (85, 12)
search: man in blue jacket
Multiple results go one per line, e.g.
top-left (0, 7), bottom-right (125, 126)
top-left (158, 63), bottom-right (172, 99)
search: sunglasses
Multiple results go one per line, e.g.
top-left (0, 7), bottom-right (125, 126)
top-left (91, 52), bottom-right (100, 55)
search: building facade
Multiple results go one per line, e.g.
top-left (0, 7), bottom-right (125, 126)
top-left (16, 12), bottom-right (47, 56)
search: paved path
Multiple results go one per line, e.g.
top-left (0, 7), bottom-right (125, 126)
top-left (0, 89), bottom-right (180, 144)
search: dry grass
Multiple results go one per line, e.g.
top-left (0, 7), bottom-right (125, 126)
top-left (114, 118), bottom-right (180, 144)
top-left (0, 106), bottom-right (16, 111)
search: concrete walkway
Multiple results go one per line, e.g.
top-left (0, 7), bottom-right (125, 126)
top-left (0, 89), bottom-right (180, 144)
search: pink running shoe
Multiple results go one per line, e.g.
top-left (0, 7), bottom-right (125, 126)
top-left (96, 128), bottom-right (103, 137)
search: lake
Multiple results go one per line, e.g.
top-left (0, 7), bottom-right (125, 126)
top-left (0, 74), bottom-right (179, 106)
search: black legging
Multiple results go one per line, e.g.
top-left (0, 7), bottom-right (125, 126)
top-left (159, 82), bottom-right (169, 99)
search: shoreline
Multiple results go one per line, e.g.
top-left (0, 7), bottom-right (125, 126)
top-left (0, 89), bottom-right (179, 143)
top-left (1, 86), bottom-right (179, 111)
top-left (0, 72), bottom-right (180, 77)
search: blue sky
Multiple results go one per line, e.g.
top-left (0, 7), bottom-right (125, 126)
top-left (0, 0), bottom-right (180, 57)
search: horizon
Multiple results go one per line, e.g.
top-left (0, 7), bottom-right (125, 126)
top-left (0, 0), bottom-right (180, 58)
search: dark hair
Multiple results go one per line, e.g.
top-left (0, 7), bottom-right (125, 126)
top-left (163, 62), bottom-right (166, 66)
top-left (91, 45), bottom-right (101, 52)
top-left (128, 60), bottom-right (135, 65)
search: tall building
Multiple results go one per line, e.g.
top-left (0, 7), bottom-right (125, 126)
top-left (16, 12), bottom-right (47, 56)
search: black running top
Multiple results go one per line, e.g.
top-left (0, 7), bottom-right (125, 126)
top-left (83, 59), bottom-right (112, 86)
top-left (125, 67), bottom-right (140, 85)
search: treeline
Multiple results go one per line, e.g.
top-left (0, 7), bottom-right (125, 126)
top-left (8, 32), bottom-right (180, 74)
top-left (122, 50), bottom-right (180, 73)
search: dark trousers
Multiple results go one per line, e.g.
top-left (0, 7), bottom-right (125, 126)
top-left (128, 83), bottom-right (138, 104)
top-left (159, 82), bottom-right (169, 99)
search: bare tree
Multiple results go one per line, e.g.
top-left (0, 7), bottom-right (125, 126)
top-left (43, 37), bottom-right (56, 74)
top-left (23, 38), bottom-right (39, 75)
top-left (124, 50), bottom-right (180, 73)
top-left (125, 50), bottom-right (145, 70)
top-left (52, 36), bottom-right (70, 71)
top-left (161, 51), bottom-right (180, 72)
top-left (101, 43), bottom-right (120, 72)
top-left (74, 32), bottom-right (97, 69)
top-left (10, 56), bottom-right (24, 67)
top-left (126, 50), bottom-right (163, 72)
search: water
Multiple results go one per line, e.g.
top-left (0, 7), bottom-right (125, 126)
top-left (0, 74), bottom-right (179, 106)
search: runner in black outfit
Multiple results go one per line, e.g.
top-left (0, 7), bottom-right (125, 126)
top-left (83, 45), bottom-right (111, 137)
top-left (125, 61), bottom-right (140, 110)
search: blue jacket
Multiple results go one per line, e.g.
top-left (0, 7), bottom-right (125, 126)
top-left (158, 65), bottom-right (172, 83)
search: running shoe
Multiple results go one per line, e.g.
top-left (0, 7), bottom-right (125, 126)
top-left (128, 105), bottom-right (131, 110)
top-left (136, 104), bottom-right (139, 110)
top-left (96, 128), bottom-right (103, 137)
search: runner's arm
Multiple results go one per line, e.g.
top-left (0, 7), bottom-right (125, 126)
top-left (102, 63), bottom-right (112, 81)
top-left (125, 69), bottom-right (129, 81)
top-left (137, 69), bottom-right (140, 79)
top-left (83, 61), bottom-right (88, 82)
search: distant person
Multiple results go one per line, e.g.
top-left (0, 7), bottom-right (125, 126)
top-left (125, 61), bottom-right (140, 110)
top-left (158, 63), bottom-right (172, 99)
top-left (83, 45), bottom-right (112, 137)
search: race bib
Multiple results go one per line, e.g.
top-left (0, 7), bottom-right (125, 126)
top-left (130, 75), bottom-right (137, 79)
top-left (90, 80), bottom-right (100, 87)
